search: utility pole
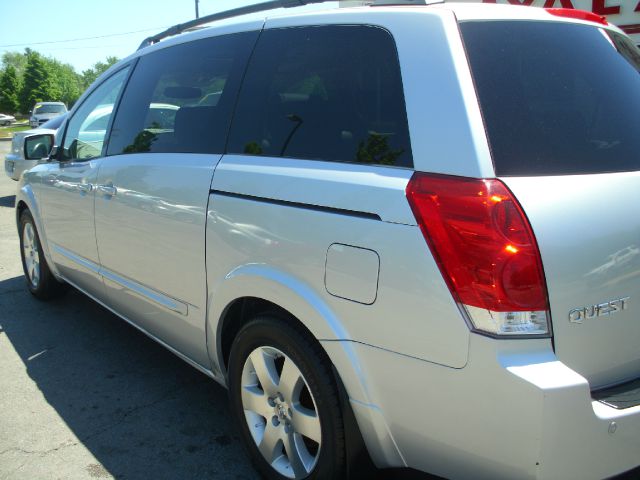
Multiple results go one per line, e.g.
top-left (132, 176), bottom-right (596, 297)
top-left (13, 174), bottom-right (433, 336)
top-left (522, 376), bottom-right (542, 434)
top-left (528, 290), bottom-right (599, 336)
top-left (195, 0), bottom-right (200, 18)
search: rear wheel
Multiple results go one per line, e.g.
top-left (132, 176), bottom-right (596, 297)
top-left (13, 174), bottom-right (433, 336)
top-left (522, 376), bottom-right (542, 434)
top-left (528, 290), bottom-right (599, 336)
top-left (19, 210), bottom-right (66, 300)
top-left (228, 315), bottom-right (346, 479)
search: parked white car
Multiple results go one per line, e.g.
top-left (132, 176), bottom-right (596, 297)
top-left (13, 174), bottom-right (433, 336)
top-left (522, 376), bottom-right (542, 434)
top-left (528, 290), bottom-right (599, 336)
top-left (29, 102), bottom-right (67, 128)
top-left (6, 102), bottom-right (177, 181)
top-left (4, 114), bottom-right (67, 180)
top-left (0, 113), bottom-right (16, 126)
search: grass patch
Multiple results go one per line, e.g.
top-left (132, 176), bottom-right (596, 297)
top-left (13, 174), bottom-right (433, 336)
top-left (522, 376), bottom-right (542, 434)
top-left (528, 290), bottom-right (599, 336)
top-left (0, 124), bottom-right (30, 139)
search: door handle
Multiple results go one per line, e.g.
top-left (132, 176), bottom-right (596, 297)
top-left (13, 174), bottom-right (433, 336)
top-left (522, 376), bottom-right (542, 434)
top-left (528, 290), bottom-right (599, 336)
top-left (44, 174), bottom-right (57, 185)
top-left (77, 183), bottom-right (93, 194)
top-left (97, 184), bottom-right (117, 197)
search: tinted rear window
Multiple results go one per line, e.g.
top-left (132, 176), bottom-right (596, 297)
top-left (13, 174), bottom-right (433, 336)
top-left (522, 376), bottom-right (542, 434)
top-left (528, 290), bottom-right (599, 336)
top-left (460, 22), bottom-right (640, 176)
top-left (227, 25), bottom-right (412, 167)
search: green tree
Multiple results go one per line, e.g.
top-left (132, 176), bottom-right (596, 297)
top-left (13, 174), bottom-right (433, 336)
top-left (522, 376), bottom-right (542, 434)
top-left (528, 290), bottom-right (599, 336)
top-left (0, 65), bottom-right (21, 113)
top-left (1, 51), bottom-right (28, 79)
top-left (19, 51), bottom-right (58, 113)
top-left (81, 56), bottom-right (119, 89)
top-left (45, 58), bottom-right (83, 107)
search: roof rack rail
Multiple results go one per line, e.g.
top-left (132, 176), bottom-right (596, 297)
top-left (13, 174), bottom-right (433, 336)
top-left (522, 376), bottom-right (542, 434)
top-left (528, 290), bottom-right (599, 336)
top-left (138, 0), bottom-right (334, 50)
top-left (137, 0), bottom-right (433, 50)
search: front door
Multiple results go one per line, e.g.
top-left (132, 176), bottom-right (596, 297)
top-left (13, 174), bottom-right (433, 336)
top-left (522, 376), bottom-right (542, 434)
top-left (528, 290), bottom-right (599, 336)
top-left (37, 67), bottom-right (130, 299)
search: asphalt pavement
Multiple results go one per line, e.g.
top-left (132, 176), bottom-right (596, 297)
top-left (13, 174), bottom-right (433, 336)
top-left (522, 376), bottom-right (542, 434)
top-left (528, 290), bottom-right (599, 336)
top-left (0, 139), bottom-right (260, 479)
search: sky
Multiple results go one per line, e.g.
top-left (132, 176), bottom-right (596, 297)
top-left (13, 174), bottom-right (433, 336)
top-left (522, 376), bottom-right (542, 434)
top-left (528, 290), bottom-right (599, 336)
top-left (0, 0), bottom-right (335, 72)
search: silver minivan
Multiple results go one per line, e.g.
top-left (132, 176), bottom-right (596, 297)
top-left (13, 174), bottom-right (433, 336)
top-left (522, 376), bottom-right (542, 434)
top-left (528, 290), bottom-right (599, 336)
top-left (15, 2), bottom-right (640, 479)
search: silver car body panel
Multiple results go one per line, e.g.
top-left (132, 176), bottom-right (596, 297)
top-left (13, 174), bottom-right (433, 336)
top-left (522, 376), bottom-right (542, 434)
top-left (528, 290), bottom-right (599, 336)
top-left (207, 154), bottom-right (470, 368)
top-left (16, 178), bottom-right (60, 279)
top-left (329, 334), bottom-right (640, 479)
top-left (93, 152), bottom-right (219, 367)
top-left (32, 159), bottom-right (106, 299)
top-left (504, 174), bottom-right (640, 389)
top-left (209, 155), bottom-right (416, 224)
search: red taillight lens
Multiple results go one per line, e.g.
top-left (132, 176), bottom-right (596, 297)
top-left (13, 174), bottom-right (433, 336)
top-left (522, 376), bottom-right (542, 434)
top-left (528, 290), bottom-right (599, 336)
top-left (406, 173), bottom-right (549, 333)
top-left (546, 8), bottom-right (608, 25)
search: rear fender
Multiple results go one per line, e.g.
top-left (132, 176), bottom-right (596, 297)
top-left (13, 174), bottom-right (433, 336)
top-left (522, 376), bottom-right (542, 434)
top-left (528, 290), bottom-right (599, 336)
top-left (207, 264), bottom-right (371, 400)
top-left (206, 263), bottom-right (405, 467)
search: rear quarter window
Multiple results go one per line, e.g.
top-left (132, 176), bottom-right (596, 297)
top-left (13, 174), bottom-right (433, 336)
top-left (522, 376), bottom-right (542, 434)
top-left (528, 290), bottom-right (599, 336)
top-left (460, 21), bottom-right (640, 176)
top-left (227, 25), bottom-right (413, 168)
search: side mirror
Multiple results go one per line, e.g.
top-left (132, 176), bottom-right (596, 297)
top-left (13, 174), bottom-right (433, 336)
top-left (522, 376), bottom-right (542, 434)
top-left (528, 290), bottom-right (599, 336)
top-left (24, 133), bottom-right (54, 160)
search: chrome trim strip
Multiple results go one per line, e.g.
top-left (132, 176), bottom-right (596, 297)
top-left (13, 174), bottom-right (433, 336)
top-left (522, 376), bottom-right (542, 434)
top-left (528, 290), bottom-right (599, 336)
top-left (100, 270), bottom-right (188, 316)
top-left (52, 243), bottom-right (101, 274)
top-left (52, 243), bottom-right (188, 316)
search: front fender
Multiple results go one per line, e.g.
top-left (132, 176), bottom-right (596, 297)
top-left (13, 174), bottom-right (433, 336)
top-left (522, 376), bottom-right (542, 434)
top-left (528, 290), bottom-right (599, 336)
top-left (16, 181), bottom-right (60, 279)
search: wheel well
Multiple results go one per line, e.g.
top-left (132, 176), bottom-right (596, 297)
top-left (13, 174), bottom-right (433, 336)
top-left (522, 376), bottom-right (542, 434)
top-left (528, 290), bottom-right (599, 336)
top-left (16, 200), bottom-right (28, 224)
top-left (16, 200), bottom-right (30, 230)
top-left (219, 297), bottom-right (299, 374)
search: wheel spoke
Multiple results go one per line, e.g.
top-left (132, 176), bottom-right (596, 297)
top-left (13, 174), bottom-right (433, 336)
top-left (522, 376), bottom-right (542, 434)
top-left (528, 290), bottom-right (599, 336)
top-left (278, 357), bottom-right (303, 402)
top-left (258, 422), bottom-right (282, 464)
top-left (292, 405), bottom-right (321, 443)
top-left (249, 349), bottom-right (279, 395)
top-left (242, 385), bottom-right (270, 418)
top-left (31, 265), bottom-right (39, 285)
top-left (283, 432), bottom-right (311, 477)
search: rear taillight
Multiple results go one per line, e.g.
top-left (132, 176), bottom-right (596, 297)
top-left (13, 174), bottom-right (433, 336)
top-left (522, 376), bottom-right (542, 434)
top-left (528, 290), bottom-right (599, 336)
top-left (406, 173), bottom-right (551, 337)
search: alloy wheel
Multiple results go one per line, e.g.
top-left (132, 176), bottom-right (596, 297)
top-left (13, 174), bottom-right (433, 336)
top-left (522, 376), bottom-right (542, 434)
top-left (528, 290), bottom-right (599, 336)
top-left (22, 222), bottom-right (40, 288)
top-left (241, 346), bottom-right (322, 479)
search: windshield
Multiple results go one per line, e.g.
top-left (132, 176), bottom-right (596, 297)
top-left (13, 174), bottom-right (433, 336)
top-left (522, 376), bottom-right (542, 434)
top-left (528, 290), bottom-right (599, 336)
top-left (34, 104), bottom-right (66, 114)
top-left (460, 21), bottom-right (640, 176)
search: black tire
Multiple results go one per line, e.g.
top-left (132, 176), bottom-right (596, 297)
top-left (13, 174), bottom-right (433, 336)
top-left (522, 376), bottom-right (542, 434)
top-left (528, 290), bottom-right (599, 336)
top-left (19, 209), bottom-right (67, 300)
top-left (229, 315), bottom-right (346, 480)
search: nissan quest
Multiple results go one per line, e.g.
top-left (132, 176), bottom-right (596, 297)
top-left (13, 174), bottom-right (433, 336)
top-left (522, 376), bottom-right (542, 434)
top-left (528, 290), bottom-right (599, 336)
top-left (14, 1), bottom-right (640, 479)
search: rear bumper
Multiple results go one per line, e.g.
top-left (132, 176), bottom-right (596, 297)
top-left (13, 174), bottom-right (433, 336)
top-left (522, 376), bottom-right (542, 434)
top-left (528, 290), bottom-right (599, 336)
top-left (330, 336), bottom-right (640, 480)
